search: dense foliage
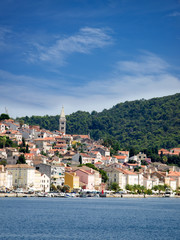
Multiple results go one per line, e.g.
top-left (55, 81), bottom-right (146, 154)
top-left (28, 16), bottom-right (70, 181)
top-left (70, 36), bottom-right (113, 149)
top-left (0, 113), bottom-right (10, 121)
top-left (16, 93), bottom-right (180, 150)
top-left (0, 136), bottom-right (17, 148)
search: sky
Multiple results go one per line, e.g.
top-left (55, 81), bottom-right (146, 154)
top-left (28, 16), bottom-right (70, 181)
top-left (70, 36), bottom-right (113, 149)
top-left (0, 0), bottom-right (180, 118)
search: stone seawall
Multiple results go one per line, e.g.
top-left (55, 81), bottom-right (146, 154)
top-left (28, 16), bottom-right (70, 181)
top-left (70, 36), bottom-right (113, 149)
top-left (0, 193), bottom-right (35, 197)
top-left (106, 194), bottom-right (180, 198)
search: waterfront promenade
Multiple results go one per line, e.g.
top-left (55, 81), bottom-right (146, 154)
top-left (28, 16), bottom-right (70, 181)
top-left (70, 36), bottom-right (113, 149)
top-left (0, 193), bottom-right (179, 198)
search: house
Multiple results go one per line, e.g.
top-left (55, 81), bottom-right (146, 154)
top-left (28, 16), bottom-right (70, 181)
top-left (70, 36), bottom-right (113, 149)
top-left (5, 130), bottom-right (22, 144)
top-left (106, 168), bottom-right (127, 190)
top-left (19, 128), bottom-right (35, 140)
top-left (51, 163), bottom-right (65, 187)
top-left (35, 163), bottom-right (51, 179)
top-left (80, 166), bottom-right (102, 190)
top-left (29, 148), bottom-right (41, 155)
top-left (40, 173), bottom-right (50, 192)
top-left (106, 168), bottom-right (143, 190)
top-left (101, 156), bottom-right (112, 165)
top-left (143, 174), bottom-right (159, 189)
top-left (113, 155), bottom-right (128, 163)
top-left (137, 152), bottom-right (147, 163)
top-left (0, 123), bottom-right (6, 133)
top-left (119, 169), bottom-right (143, 186)
top-left (150, 171), bottom-right (178, 189)
top-left (158, 148), bottom-right (171, 155)
top-left (168, 171), bottom-right (180, 189)
top-left (0, 165), bottom-right (13, 190)
top-left (3, 119), bottom-right (19, 130)
top-left (72, 152), bottom-right (92, 164)
top-left (0, 148), bottom-right (7, 159)
top-left (170, 148), bottom-right (180, 155)
top-left (74, 168), bottom-right (95, 190)
top-left (64, 172), bottom-right (80, 191)
top-left (6, 148), bottom-right (19, 165)
top-left (5, 164), bottom-right (35, 190)
top-left (124, 163), bottom-right (139, 170)
top-left (90, 151), bottom-right (102, 164)
top-left (92, 146), bottom-right (110, 157)
top-left (117, 150), bottom-right (129, 158)
top-left (34, 170), bottom-right (42, 192)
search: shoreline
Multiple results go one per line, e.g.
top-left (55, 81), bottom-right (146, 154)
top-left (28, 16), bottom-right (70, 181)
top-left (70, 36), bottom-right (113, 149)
top-left (0, 193), bottom-right (180, 198)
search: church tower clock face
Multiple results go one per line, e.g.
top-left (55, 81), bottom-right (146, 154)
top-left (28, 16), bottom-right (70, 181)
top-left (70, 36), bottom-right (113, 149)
top-left (59, 106), bottom-right (66, 135)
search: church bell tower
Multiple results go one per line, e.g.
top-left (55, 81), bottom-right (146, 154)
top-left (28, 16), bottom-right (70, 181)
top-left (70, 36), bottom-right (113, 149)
top-left (59, 106), bottom-right (66, 135)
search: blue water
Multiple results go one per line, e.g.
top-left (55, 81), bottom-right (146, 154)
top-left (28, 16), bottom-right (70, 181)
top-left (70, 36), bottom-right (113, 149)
top-left (0, 197), bottom-right (179, 240)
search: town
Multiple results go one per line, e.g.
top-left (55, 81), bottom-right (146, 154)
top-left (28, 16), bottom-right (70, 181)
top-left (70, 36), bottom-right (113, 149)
top-left (0, 107), bottom-right (180, 197)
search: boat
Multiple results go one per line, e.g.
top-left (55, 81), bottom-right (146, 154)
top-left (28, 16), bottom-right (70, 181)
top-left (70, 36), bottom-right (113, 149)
top-left (164, 189), bottom-right (175, 197)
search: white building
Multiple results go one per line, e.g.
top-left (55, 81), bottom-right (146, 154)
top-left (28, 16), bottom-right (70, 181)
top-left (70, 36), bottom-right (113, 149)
top-left (0, 165), bottom-right (13, 190)
top-left (40, 173), bottom-right (50, 192)
top-left (6, 164), bottom-right (35, 190)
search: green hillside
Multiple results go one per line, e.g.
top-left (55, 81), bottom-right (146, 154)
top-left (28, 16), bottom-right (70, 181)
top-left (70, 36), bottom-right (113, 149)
top-left (17, 93), bottom-right (180, 150)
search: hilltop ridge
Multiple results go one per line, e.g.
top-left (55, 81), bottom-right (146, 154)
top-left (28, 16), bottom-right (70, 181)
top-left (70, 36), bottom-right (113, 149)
top-left (17, 93), bottom-right (180, 149)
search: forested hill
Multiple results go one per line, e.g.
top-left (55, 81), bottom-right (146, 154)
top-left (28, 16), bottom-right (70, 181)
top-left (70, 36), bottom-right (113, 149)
top-left (17, 93), bottom-right (180, 150)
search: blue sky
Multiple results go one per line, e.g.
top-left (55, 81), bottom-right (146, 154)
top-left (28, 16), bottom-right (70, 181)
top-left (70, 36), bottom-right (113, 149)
top-left (0, 0), bottom-right (180, 118)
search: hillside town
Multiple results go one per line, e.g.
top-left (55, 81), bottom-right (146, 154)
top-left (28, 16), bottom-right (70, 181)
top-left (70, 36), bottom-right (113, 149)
top-left (0, 107), bottom-right (180, 196)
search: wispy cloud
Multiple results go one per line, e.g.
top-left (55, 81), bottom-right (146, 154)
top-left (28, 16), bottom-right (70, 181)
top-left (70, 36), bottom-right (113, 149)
top-left (0, 52), bottom-right (179, 118)
top-left (115, 52), bottom-right (169, 75)
top-left (0, 26), bottom-right (12, 49)
top-left (168, 11), bottom-right (180, 17)
top-left (28, 27), bottom-right (113, 65)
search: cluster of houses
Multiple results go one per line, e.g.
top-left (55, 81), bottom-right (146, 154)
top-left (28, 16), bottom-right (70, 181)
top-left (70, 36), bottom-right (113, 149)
top-left (0, 107), bottom-right (180, 193)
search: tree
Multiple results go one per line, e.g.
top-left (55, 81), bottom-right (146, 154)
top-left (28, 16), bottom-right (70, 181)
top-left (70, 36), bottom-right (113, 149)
top-left (79, 155), bottom-right (82, 165)
top-left (50, 184), bottom-right (57, 192)
top-left (125, 184), bottom-right (133, 192)
top-left (22, 138), bottom-right (26, 147)
top-left (0, 160), bottom-right (7, 166)
top-left (1, 136), bottom-right (6, 149)
top-left (25, 144), bottom-right (30, 153)
top-left (62, 185), bottom-right (70, 193)
top-left (19, 119), bottom-right (24, 128)
top-left (0, 113), bottom-right (10, 121)
top-left (146, 189), bottom-right (152, 195)
top-left (110, 182), bottom-right (120, 192)
top-left (17, 154), bottom-right (26, 164)
top-left (162, 155), bottom-right (168, 163)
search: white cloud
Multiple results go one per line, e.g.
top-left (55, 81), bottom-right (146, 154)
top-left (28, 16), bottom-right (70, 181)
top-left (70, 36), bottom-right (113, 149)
top-left (0, 26), bottom-right (12, 49)
top-left (28, 27), bottom-right (113, 65)
top-left (0, 52), bottom-right (179, 118)
top-left (116, 52), bottom-right (169, 74)
top-left (168, 11), bottom-right (180, 17)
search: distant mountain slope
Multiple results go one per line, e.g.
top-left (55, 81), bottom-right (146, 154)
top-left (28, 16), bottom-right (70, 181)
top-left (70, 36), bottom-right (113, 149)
top-left (17, 93), bottom-right (180, 149)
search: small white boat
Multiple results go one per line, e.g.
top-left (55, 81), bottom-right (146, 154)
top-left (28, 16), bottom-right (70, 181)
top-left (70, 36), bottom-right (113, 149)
top-left (164, 189), bottom-right (175, 197)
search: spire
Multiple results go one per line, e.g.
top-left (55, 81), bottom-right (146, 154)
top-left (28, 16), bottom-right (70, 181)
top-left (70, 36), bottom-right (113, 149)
top-left (59, 106), bottom-right (66, 134)
top-left (60, 106), bottom-right (65, 118)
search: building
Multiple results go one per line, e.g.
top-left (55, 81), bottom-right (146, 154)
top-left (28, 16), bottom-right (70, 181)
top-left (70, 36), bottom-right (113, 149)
top-left (106, 168), bottom-right (143, 190)
top-left (0, 165), bottom-right (12, 190)
top-left (35, 163), bottom-right (51, 179)
top-left (74, 168), bottom-right (95, 190)
top-left (59, 106), bottom-right (66, 135)
top-left (6, 164), bottom-right (35, 190)
top-left (40, 173), bottom-right (50, 192)
top-left (64, 172), bottom-right (79, 191)
top-left (51, 163), bottom-right (65, 187)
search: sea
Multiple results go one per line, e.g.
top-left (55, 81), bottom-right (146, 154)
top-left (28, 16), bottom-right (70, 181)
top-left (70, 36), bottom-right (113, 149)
top-left (0, 197), bottom-right (179, 240)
